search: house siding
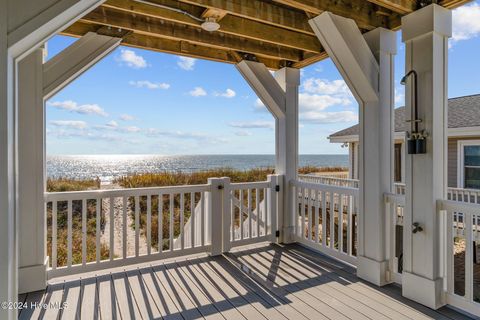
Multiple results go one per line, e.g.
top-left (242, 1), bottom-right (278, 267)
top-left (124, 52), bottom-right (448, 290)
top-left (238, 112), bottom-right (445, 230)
top-left (447, 136), bottom-right (480, 188)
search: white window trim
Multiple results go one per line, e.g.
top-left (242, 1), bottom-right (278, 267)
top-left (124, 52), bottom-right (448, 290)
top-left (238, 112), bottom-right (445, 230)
top-left (457, 139), bottom-right (480, 188)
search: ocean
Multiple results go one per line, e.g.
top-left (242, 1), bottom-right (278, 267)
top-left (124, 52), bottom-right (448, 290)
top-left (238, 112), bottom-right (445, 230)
top-left (47, 154), bottom-right (349, 182)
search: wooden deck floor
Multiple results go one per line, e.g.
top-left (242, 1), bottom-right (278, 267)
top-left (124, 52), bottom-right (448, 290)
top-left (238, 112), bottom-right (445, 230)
top-left (18, 244), bottom-right (476, 319)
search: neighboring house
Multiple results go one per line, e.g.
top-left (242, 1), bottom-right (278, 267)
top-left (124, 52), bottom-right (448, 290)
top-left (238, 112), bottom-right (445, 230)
top-left (328, 94), bottom-right (480, 189)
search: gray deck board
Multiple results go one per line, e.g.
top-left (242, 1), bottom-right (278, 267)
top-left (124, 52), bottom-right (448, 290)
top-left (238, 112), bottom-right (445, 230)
top-left (17, 244), bottom-right (476, 320)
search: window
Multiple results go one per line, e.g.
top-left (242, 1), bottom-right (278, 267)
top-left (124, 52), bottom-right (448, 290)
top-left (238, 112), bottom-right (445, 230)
top-left (458, 140), bottom-right (480, 189)
top-left (394, 144), bottom-right (402, 183)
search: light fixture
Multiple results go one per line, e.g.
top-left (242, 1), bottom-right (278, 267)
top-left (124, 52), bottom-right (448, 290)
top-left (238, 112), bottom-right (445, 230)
top-left (401, 70), bottom-right (427, 154)
top-left (201, 17), bottom-right (221, 32)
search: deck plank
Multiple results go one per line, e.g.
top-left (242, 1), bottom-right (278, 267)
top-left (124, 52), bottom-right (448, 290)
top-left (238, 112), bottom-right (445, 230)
top-left (19, 290), bottom-right (47, 320)
top-left (60, 279), bottom-right (81, 320)
top-left (199, 257), bottom-right (304, 320)
top-left (42, 282), bottom-right (65, 320)
top-left (186, 257), bottom-right (275, 320)
top-left (79, 278), bottom-right (99, 320)
top-left (139, 266), bottom-right (184, 320)
top-left (253, 248), bottom-right (380, 320)
top-left (152, 263), bottom-right (205, 319)
top-left (112, 270), bottom-right (143, 319)
top-left (126, 268), bottom-right (163, 319)
top-left (175, 259), bottom-right (247, 319)
top-left (164, 261), bottom-right (224, 320)
top-left (232, 248), bottom-right (348, 320)
top-left (97, 274), bottom-right (121, 320)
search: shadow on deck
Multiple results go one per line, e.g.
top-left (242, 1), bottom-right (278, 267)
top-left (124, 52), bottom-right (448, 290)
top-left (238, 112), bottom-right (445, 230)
top-left (18, 244), bottom-right (476, 319)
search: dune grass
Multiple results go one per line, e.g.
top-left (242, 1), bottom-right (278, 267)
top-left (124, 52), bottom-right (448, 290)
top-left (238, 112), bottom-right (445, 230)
top-left (47, 177), bottom-right (108, 267)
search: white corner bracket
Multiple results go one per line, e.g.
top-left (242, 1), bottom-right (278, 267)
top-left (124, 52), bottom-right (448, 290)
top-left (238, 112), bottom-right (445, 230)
top-left (43, 32), bottom-right (121, 99)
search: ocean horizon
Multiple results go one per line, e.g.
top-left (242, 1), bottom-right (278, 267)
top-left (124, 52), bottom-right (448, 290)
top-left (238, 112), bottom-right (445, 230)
top-left (47, 154), bottom-right (349, 182)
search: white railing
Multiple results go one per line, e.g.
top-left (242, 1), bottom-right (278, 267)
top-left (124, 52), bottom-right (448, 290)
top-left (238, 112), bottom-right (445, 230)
top-left (298, 174), bottom-right (359, 189)
top-left (290, 180), bottom-right (359, 265)
top-left (384, 192), bottom-right (405, 284)
top-left (439, 200), bottom-right (480, 315)
top-left (447, 188), bottom-right (480, 204)
top-left (45, 176), bottom-right (279, 279)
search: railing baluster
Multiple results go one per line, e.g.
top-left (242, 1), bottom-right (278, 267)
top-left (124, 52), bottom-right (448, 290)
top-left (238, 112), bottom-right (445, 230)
top-left (465, 211), bottom-right (473, 301)
top-left (52, 201), bottom-right (57, 270)
top-left (248, 189), bottom-right (252, 239)
top-left (264, 188), bottom-right (268, 236)
top-left (240, 189), bottom-right (244, 240)
top-left (169, 194), bottom-right (174, 251)
top-left (135, 196), bottom-right (140, 257)
top-left (347, 195), bottom-right (353, 256)
top-left (308, 188), bottom-right (312, 241)
top-left (158, 193), bottom-right (163, 253)
top-left (293, 186), bottom-right (298, 236)
top-left (109, 197), bottom-right (114, 261)
top-left (96, 198), bottom-right (101, 263)
top-left (329, 192), bottom-right (334, 248)
top-left (122, 196), bottom-right (127, 259)
top-left (201, 192), bottom-right (205, 247)
top-left (67, 200), bottom-right (72, 267)
top-left (256, 188), bottom-right (260, 238)
top-left (322, 191), bottom-right (327, 247)
top-left (301, 187), bottom-right (306, 239)
top-left (315, 190), bottom-right (319, 244)
top-left (147, 194), bottom-right (152, 255)
top-left (191, 192), bottom-right (195, 248)
top-left (82, 198), bottom-right (87, 266)
top-left (180, 193), bottom-right (185, 250)
top-left (230, 190), bottom-right (235, 241)
top-left (338, 194), bottom-right (344, 252)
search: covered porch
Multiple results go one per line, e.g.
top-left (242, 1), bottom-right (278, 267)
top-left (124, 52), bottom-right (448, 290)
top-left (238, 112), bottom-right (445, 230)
top-left (2, 0), bottom-right (480, 319)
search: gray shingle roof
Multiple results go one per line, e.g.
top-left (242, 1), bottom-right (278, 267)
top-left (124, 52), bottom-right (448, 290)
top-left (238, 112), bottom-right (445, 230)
top-left (329, 94), bottom-right (480, 138)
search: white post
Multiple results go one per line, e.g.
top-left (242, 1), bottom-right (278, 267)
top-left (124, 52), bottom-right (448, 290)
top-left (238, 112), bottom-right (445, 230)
top-left (267, 174), bottom-right (279, 242)
top-left (309, 12), bottom-right (396, 286)
top-left (208, 177), bottom-right (228, 256)
top-left (236, 61), bottom-right (299, 244)
top-left (222, 177), bottom-right (231, 253)
top-left (401, 4), bottom-right (451, 309)
top-left (274, 69), bottom-right (300, 244)
top-left (17, 48), bottom-right (48, 294)
top-left (0, 1), bottom-right (17, 318)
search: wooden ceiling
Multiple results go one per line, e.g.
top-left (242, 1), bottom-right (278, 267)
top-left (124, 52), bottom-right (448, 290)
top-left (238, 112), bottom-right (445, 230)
top-left (62, 0), bottom-right (470, 69)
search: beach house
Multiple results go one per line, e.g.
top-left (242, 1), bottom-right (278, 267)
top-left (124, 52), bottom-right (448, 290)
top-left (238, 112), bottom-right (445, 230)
top-left (1, 0), bottom-right (479, 319)
top-left (329, 94), bottom-right (480, 189)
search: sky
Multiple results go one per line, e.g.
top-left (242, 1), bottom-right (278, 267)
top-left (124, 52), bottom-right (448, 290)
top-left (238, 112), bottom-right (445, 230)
top-left (46, 1), bottom-right (480, 156)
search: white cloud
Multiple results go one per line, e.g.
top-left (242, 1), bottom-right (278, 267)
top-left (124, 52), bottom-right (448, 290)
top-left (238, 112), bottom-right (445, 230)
top-left (119, 114), bottom-right (135, 121)
top-left (452, 3), bottom-right (480, 44)
top-left (124, 126), bottom-right (141, 133)
top-left (146, 128), bottom-right (227, 144)
top-left (303, 78), bottom-right (351, 95)
top-left (300, 93), bottom-right (351, 111)
top-left (189, 87), bottom-right (207, 97)
top-left (106, 120), bottom-right (118, 128)
top-left (235, 130), bottom-right (253, 136)
top-left (300, 110), bottom-right (357, 124)
top-left (214, 88), bottom-right (236, 98)
top-left (50, 120), bottom-right (87, 129)
top-left (228, 121), bottom-right (274, 129)
top-left (47, 100), bottom-right (108, 117)
top-left (395, 87), bottom-right (405, 106)
top-left (117, 49), bottom-right (147, 69)
top-left (177, 57), bottom-right (196, 70)
top-left (129, 80), bottom-right (170, 90)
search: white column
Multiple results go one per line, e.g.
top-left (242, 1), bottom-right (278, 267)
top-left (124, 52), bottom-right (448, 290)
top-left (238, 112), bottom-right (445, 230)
top-left (17, 48), bottom-right (48, 294)
top-left (0, 1), bottom-right (17, 318)
top-left (274, 68), bottom-right (300, 243)
top-left (359, 28), bottom-right (396, 285)
top-left (401, 4), bottom-right (451, 309)
top-left (309, 13), bottom-right (396, 286)
top-left (236, 61), bottom-right (300, 243)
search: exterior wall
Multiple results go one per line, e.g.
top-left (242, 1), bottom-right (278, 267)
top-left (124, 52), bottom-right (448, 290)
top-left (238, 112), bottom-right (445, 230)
top-left (447, 136), bottom-right (480, 188)
top-left (346, 136), bottom-right (480, 187)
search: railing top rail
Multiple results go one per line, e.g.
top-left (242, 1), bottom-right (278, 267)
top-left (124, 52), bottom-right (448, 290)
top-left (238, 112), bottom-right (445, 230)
top-left (291, 179), bottom-right (359, 196)
top-left (298, 174), bottom-right (359, 183)
top-left (229, 180), bottom-right (271, 189)
top-left (438, 199), bottom-right (480, 213)
top-left (45, 183), bottom-right (211, 201)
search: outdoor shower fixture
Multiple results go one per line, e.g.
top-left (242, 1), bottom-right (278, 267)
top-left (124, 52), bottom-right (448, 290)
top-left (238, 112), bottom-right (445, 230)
top-left (401, 70), bottom-right (427, 154)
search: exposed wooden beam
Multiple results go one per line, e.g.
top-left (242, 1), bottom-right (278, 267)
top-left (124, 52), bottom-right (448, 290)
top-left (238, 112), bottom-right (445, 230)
top-left (175, 0), bottom-right (314, 34)
top-left (103, 0), bottom-right (321, 52)
top-left (366, 0), bottom-right (414, 14)
top-left (440, 0), bottom-right (472, 9)
top-left (291, 52), bottom-right (328, 68)
top-left (81, 7), bottom-right (306, 61)
top-left (62, 22), bottom-right (285, 69)
top-left (272, 0), bottom-right (391, 30)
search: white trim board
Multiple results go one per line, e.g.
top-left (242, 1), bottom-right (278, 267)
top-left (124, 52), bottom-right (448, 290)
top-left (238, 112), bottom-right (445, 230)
top-left (457, 139), bottom-right (480, 189)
